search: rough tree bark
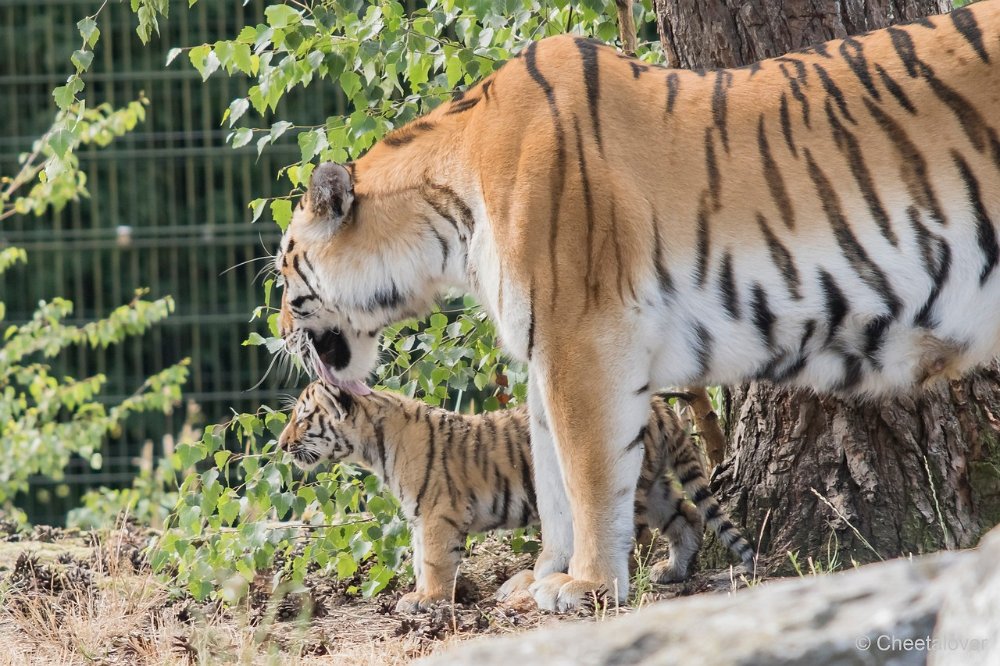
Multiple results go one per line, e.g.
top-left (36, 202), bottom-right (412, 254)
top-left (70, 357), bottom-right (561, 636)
top-left (650, 0), bottom-right (1000, 569)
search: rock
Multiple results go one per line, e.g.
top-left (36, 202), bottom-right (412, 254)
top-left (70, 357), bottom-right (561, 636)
top-left (421, 527), bottom-right (1000, 666)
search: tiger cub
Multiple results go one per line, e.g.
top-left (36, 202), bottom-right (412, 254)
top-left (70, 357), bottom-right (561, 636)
top-left (279, 382), bottom-right (753, 612)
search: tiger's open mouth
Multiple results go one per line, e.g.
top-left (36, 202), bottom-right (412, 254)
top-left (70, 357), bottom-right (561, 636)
top-left (309, 328), bottom-right (372, 396)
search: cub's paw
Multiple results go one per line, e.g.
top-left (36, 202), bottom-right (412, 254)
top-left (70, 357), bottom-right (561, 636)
top-left (394, 591), bottom-right (445, 614)
top-left (495, 569), bottom-right (536, 601)
top-left (649, 558), bottom-right (690, 585)
top-left (528, 573), bottom-right (606, 613)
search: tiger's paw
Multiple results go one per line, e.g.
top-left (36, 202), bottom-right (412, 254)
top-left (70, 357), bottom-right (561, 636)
top-left (528, 573), bottom-right (606, 612)
top-left (394, 591), bottom-right (445, 614)
top-left (495, 569), bottom-right (536, 601)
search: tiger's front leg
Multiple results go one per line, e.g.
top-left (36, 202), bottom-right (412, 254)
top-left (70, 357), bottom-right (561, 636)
top-left (527, 344), bottom-right (651, 611)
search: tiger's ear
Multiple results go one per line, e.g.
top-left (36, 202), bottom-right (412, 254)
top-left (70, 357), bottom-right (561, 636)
top-left (304, 162), bottom-right (354, 236)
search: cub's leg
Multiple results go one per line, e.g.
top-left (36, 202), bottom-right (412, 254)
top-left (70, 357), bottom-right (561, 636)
top-left (645, 477), bottom-right (704, 583)
top-left (496, 374), bottom-right (572, 601)
top-left (527, 345), bottom-right (651, 611)
top-left (396, 517), bottom-right (465, 613)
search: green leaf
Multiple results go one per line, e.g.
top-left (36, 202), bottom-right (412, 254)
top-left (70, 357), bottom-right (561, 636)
top-left (77, 16), bottom-right (99, 48)
top-left (249, 198), bottom-right (267, 223)
top-left (188, 44), bottom-right (219, 81)
top-left (53, 85), bottom-right (76, 110)
top-left (265, 5), bottom-right (301, 29)
top-left (71, 50), bottom-right (94, 73)
top-left (270, 199), bottom-right (293, 231)
top-left (48, 129), bottom-right (74, 159)
top-left (231, 127), bottom-right (253, 148)
top-left (227, 98), bottom-right (249, 127)
top-left (165, 47), bottom-right (182, 66)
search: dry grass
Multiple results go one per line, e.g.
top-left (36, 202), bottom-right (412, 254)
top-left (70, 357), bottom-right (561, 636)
top-left (0, 525), bottom-right (748, 665)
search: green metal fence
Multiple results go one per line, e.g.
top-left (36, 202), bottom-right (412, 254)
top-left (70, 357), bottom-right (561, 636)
top-left (0, 1), bottom-right (345, 524)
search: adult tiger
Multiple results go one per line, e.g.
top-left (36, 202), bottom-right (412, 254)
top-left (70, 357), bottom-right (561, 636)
top-left (275, 1), bottom-right (1000, 611)
top-left (278, 382), bottom-right (753, 612)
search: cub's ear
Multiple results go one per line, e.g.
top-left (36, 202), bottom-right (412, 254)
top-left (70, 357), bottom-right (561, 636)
top-left (323, 384), bottom-right (354, 421)
top-left (304, 162), bottom-right (354, 236)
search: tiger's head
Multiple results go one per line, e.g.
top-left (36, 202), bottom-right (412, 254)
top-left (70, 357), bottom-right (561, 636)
top-left (275, 161), bottom-right (471, 394)
top-left (278, 381), bottom-right (372, 470)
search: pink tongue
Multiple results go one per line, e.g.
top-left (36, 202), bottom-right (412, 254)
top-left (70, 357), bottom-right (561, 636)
top-left (313, 358), bottom-right (372, 395)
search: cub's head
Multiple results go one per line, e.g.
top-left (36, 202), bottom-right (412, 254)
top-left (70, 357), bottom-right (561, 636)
top-left (275, 161), bottom-right (464, 394)
top-left (278, 381), bottom-right (373, 470)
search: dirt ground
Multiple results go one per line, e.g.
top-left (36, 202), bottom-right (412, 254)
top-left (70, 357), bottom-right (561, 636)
top-left (0, 523), bottom-right (748, 665)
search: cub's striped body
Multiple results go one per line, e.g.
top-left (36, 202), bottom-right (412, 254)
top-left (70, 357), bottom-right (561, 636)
top-left (279, 383), bottom-right (753, 612)
top-left (276, 2), bottom-right (1000, 609)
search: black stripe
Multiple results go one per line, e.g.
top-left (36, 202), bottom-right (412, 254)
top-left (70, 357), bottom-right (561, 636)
top-left (758, 115), bottom-right (795, 229)
top-left (909, 207), bottom-right (952, 329)
top-left (804, 149), bottom-right (901, 317)
top-left (718, 251), bottom-right (740, 319)
top-left (712, 70), bottom-right (732, 153)
top-left (951, 6), bottom-right (990, 64)
top-left (704, 128), bottom-right (721, 210)
top-left (813, 62), bottom-right (855, 124)
top-left (423, 218), bottom-right (449, 273)
top-left (446, 97), bottom-right (480, 114)
top-left (694, 194), bottom-right (712, 287)
top-left (839, 37), bottom-right (880, 100)
top-left (382, 120), bottom-right (435, 147)
top-left (838, 353), bottom-right (865, 392)
top-left (692, 324), bottom-right (713, 380)
top-left (824, 100), bottom-right (896, 246)
top-left (779, 93), bottom-right (797, 157)
top-left (678, 468), bottom-right (701, 486)
top-left (863, 315), bottom-right (892, 368)
top-left (888, 27), bottom-right (919, 78)
top-left (413, 412), bottom-right (436, 517)
top-left (525, 43), bottom-right (568, 306)
top-left (918, 60), bottom-right (1000, 171)
top-left (609, 200), bottom-right (633, 301)
top-left (691, 487), bottom-right (711, 505)
top-left (364, 282), bottom-right (404, 311)
top-left (481, 79), bottom-right (492, 100)
top-left (874, 64), bottom-right (916, 114)
top-left (818, 270), bottom-right (848, 341)
top-left (750, 283), bottom-right (775, 348)
top-left (574, 38), bottom-right (604, 156)
top-left (574, 115), bottom-right (598, 306)
top-left (630, 61), bottom-right (649, 78)
top-left (862, 97), bottom-right (946, 225)
top-left (439, 415), bottom-right (460, 505)
top-left (527, 280), bottom-right (536, 359)
top-left (666, 72), bottom-right (679, 115)
top-left (778, 62), bottom-right (810, 129)
top-left (757, 213), bottom-right (801, 299)
top-left (373, 421), bottom-right (387, 475)
top-left (652, 215), bottom-right (674, 297)
top-left (953, 151), bottom-right (999, 286)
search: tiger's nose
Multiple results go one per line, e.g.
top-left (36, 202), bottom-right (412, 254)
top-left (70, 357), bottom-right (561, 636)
top-left (277, 425), bottom-right (293, 451)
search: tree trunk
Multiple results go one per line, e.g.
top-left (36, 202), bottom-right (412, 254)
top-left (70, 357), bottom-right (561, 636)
top-left (650, 0), bottom-right (1000, 570)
